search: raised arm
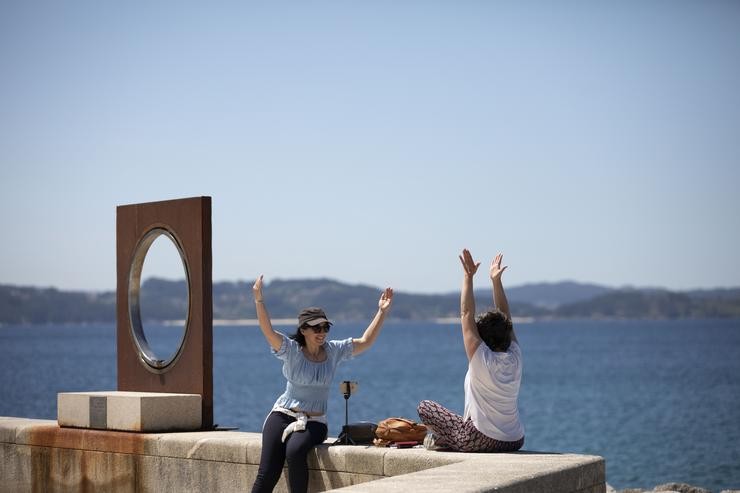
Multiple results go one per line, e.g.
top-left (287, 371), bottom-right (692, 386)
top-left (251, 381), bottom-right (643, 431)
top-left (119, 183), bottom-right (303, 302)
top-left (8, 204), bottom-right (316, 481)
top-left (252, 275), bottom-right (283, 351)
top-left (459, 249), bottom-right (483, 360)
top-left (490, 253), bottom-right (517, 343)
top-left (352, 288), bottom-right (393, 356)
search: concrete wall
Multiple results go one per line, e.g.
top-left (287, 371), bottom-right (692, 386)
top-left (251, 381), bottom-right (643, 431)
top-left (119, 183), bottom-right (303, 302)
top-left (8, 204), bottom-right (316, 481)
top-left (1, 417), bottom-right (605, 493)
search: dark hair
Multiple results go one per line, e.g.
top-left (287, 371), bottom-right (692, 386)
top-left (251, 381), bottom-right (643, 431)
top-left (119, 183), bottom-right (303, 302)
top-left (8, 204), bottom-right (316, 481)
top-left (476, 309), bottom-right (514, 352)
top-left (292, 307), bottom-right (332, 347)
top-left (290, 325), bottom-right (309, 347)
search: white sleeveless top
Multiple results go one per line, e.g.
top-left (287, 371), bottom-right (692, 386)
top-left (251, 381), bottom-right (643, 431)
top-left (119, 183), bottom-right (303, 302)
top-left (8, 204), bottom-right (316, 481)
top-left (463, 341), bottom-right (525, 442)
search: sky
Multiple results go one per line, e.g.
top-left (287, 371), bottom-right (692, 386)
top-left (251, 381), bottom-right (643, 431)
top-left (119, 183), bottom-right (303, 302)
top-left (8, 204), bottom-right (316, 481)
top-left (1, 1), bottom-right (739, 295)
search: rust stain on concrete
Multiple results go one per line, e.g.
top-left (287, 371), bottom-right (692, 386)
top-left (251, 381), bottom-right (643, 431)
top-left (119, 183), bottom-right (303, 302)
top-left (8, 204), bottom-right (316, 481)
top-left (27, 425), bottom-right (151, 455)
top-left (26, 426), bottom-right (143, 492)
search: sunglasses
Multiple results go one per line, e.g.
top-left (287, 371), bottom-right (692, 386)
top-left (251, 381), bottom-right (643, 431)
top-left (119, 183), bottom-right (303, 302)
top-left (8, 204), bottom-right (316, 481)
top-left (305, 323), bottom-right (331, 334)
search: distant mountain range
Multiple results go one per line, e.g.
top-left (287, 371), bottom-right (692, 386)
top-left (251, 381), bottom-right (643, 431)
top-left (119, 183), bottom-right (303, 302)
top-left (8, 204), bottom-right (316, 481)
top-left (2, 278), bottom-right (739, 325)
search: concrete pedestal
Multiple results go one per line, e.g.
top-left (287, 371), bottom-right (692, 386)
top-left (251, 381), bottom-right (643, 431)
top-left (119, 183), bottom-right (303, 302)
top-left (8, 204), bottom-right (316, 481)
top-left (57, 391), bottom-right (202, 432)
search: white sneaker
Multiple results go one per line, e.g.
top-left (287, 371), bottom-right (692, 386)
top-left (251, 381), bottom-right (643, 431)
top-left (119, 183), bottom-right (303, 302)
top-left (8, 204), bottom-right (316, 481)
top-left (423, 432), bottom-right (447, 451)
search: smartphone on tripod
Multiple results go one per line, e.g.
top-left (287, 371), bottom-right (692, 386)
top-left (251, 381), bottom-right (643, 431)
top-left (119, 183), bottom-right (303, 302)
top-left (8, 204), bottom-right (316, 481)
top-left (340, 381), bottom-right (358, 397)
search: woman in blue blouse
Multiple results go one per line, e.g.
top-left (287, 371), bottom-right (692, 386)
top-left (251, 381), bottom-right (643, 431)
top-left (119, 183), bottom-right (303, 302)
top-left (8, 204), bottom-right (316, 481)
top-left (250, 274), bottom-right (394, 493)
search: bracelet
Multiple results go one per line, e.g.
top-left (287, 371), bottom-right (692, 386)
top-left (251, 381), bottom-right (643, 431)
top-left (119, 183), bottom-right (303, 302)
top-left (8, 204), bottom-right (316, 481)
top-left (255, 299), bottom-right (264, 304)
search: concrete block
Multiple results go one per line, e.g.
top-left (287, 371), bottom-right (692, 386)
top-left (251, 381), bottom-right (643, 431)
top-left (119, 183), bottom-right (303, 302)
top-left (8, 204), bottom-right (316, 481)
top-left (333, 452), bottom-right (605, 493)
top-left (0, 419), bottom-right (16, 445)
top-left (58, 391), bottom-right (201, 432)
top-left (252, 467), bottom-right (380, 493)
top-left (57, 392), bottom-right (97, 428)
top-left (244, 463), bottom-right (261, 490)
top-left (326, 464), bottom-right (465, 493)
top-left (245, 444), bottom-right (383, 492)
top-left (136, 455), bottom-right (249, 493)
top-left (552, 454), bottom-right (603, 491)
top-left (80, 427), bottom-right (159, 456)
top-left (0, 444), bottom-right (136, 493)
top-left (310, 442), bottom-right (347, 473)
top-left (244, 431), bottom-right (264, 465)
top-left (154, 431), bottom-right (248, 463)
top-left (0, 442), bottom-right (30, 493)
top-left (447, 453), bottom-right (604, 493)
top-left (332, 445), bottom-right (388, 476)
top-left (72, 449), bottom-right (136, 493)
top-left (309, 469), bottom-right (383, 492)
top-left (470, 453), bottom-right (604, 493)
top-left (108, 391), bottom-right (201, 432)
top-left (14, 421), bottom-right (159, 458)
top-left (382, 447), bottom-right (461, 477)
top-left (240, 431), bottom-right (265, 465)
top-left (0, 418), bottom-right (56, 446)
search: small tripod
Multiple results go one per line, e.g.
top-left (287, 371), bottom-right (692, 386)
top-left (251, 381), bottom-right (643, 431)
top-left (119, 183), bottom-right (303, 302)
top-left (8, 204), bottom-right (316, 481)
top-left (338, 381), bottom-right (358, 445)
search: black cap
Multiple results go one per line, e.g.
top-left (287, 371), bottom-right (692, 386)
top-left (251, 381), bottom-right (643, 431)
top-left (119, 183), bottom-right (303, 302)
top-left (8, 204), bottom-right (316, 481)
top-left (298, 307), bottom-right (332, 327)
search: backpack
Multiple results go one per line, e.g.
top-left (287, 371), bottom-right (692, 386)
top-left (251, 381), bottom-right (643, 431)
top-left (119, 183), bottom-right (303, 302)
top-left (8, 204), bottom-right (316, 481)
top-left (375, 417), bottom-right (428, 443)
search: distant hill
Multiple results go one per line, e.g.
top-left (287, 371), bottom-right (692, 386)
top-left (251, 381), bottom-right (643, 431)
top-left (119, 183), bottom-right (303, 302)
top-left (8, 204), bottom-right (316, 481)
top-left (685, 287), bottom-right (740, 300)
top-left (554, 288), bottom-right (740, 319)
top-left (504, 281), bottom-right (613, 308)
top-left (1, 279), bottom-right (739, 324)
top-left (0, 285), bottom-right (116, 324)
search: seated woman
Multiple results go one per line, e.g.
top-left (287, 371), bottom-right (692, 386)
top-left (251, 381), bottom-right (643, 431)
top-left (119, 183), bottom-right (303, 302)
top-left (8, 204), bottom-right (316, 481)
top-left (250, 274), bottom-right (393, 493)
top-left (417, 249), bottom-right (524, 452)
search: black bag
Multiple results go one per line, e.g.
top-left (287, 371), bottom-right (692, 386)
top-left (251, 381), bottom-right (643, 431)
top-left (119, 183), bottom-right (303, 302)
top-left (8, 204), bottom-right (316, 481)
top-left (334, 421), bottom-right (378, 445)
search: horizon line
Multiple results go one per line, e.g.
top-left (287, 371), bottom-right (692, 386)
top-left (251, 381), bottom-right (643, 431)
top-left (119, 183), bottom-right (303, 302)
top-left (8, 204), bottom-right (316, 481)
top-left (2, 277), bottom-right (739, 296)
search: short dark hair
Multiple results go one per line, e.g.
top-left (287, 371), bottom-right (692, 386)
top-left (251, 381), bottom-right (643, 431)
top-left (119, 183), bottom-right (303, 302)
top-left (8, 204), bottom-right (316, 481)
top-left (476, 310), bottom-right (513, 352)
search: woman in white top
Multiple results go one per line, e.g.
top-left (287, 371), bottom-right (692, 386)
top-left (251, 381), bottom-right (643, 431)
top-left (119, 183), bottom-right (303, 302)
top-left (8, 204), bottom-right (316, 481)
top-left (417, 249), bottom-right (525, 452)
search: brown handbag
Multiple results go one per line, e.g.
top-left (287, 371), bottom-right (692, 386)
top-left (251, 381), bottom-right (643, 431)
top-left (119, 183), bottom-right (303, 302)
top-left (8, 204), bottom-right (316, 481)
top-left (375, 417), bottom-right (428, 443)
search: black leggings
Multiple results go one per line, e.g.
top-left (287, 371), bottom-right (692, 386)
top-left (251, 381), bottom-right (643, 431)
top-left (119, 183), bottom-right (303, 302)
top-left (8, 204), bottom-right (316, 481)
top-left (251, 411), bottom-right (328, 493)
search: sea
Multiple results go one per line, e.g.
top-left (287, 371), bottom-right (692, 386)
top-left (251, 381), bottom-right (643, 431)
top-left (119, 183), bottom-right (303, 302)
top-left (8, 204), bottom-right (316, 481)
top-left (1, 319), bottom-right (739, 492)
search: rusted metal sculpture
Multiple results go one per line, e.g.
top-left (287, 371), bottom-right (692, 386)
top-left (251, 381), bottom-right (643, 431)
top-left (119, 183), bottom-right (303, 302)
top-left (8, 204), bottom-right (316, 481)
top-left (116, 196), bottom-right (213, 429)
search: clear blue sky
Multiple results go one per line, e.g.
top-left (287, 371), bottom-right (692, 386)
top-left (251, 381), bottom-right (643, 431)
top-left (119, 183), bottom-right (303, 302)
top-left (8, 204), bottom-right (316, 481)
top-left (1, 1), bottom-right (739, 294)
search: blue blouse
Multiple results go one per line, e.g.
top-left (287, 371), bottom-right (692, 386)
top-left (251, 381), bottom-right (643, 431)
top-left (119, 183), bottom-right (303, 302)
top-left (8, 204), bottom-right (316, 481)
top-left (271, 333), bottom-right (354, 414)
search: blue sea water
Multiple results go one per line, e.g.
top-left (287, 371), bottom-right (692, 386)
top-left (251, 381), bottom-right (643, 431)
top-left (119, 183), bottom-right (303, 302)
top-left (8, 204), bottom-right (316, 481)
top-left (1, 319), bottom-right (739, 492)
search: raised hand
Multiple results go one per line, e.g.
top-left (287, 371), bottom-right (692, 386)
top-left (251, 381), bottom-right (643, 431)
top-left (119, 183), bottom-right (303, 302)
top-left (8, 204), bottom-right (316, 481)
top-left (378, 287), bottom-right (394, 313)
top-left (489, 253), bottom-right (508, 281)
top-left (253, 274), bottom-right (265, 302)
top-left (459, 249), bottom-right (481, 277)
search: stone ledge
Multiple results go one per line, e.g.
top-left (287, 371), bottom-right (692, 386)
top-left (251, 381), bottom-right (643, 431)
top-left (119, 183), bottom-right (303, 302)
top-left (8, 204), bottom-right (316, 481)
top-left (1, 417), bottom-right (606, 493)
top-left (331, 452), bottom-right (605, 493)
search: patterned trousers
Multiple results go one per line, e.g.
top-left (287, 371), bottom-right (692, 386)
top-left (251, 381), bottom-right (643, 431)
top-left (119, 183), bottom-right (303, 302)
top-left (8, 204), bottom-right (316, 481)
top-left (417, 400), bottom-right (524, 453)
